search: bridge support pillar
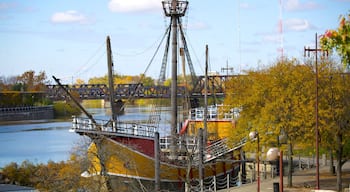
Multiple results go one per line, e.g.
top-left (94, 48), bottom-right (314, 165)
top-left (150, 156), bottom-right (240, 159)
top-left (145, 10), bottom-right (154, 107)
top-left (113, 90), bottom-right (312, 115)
top-left (104, 99), bottom-right (124, 115)
top-left (115, 99), bottom-right (124, 114)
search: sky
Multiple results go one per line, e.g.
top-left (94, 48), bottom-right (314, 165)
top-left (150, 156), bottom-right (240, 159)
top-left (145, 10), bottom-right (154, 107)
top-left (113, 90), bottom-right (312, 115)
top-left (0, 0), bottom-right (349, 84)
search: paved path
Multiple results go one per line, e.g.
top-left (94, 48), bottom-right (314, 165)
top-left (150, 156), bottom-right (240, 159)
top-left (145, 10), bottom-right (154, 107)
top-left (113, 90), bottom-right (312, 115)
top-left (219, 161), bottom-right (350, 192)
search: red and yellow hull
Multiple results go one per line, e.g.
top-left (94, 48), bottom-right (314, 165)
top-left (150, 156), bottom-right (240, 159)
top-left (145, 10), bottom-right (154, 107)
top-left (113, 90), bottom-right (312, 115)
top-left (88, 137), bottom-right (238, 182)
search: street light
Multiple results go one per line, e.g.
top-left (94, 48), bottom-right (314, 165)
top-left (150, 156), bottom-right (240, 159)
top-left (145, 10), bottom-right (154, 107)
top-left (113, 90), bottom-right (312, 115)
top-left (249, 131), bottom-right (260, 192)
top-left (267, 147), bottom-right (283, 192)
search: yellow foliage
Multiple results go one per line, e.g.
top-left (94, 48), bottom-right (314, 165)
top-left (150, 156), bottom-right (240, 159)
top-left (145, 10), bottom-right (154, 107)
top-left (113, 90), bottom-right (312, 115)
top-left (225, 58), bottom-right (315, 152)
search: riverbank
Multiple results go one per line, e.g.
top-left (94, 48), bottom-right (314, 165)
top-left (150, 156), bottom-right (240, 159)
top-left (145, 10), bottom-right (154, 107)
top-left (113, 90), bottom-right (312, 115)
top-left (0, 106), bottom-right (54, 121)
top-left (0, 118), bottom-right (70, 125)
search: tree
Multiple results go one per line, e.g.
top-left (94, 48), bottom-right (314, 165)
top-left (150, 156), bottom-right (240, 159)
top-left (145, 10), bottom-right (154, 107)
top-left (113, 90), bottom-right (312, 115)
top-left (75, 78), bottom-right (86, 84)
top-left (320, 12), bottom-right (350, 70)
top-left (0, 76), bottom-right (17, 91)
top-left (317, 59), bottom-right (350, 192)
top-left (320, 12), bottom-right (350, 191)
top-left (16, 70), bottom-right (48, 91)
top-left (88, 74), bottom-right (155, 86)
top-left (225, 58), bottom-right (315, 187)
top-left (0, 142), bottom-right (104, 191)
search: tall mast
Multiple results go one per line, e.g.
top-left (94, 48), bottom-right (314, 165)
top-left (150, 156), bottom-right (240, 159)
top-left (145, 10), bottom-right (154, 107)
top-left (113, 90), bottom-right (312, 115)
top-left (162, 0), bottom-right (188, 159)
top-left (106, 36), bottom-right (117, 121)
top-left (204, 45), bottom-right (208, 145)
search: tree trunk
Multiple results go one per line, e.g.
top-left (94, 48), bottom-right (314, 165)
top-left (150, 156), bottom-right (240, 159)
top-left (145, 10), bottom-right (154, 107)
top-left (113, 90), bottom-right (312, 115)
top-left (329, 149), bottom-right (334, 174)
top-left (336, 133), bottom-right (343, 192)
top-left (287, 141), bottom-right (293, 187)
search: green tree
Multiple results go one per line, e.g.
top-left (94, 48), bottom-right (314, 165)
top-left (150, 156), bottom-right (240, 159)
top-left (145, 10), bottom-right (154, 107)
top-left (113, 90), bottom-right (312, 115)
top-left (320, 12), bottom-right (350, 70)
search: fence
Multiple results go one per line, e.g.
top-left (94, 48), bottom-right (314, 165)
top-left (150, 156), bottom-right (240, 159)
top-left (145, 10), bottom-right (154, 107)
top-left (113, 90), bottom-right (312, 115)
top-left (0, 106), bottom-right (54, 121)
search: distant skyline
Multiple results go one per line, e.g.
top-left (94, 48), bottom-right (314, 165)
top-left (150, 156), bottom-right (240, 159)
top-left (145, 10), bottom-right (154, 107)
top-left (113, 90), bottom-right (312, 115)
top-left (0, 0), bottom-right (349, 84)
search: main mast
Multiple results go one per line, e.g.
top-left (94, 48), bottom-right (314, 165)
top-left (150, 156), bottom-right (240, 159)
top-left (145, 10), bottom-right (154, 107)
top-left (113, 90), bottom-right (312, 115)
top-left (162, 0), bottom-right (188, 159)
top-left (106, 36), bottom-right (117, 121)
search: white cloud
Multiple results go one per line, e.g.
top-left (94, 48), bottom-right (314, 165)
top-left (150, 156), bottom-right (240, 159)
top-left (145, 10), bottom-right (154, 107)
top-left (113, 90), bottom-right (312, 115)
top-left (108, 0), bottom-right (162, 13)
top-left (284, 0), bottom-right (319, 11)
top-left (51, 10), bottom-right (87, 24)
top-left (285, 18), bottom-right (312, 31)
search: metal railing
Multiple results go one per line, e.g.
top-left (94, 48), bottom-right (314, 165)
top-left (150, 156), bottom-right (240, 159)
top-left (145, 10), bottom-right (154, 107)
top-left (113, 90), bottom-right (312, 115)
top-left (71, 116), bottom-right (157, 138)
top-left (159, 136), bottom-right (197, 151)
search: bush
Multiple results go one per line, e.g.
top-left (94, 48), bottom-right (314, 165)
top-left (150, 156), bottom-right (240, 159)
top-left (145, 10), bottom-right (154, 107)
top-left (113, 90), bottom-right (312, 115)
top-left (53, 101), bottom-right (81, 118)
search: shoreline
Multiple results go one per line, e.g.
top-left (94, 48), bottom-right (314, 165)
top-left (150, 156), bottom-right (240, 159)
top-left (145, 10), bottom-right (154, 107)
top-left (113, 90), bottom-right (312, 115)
top-left (0, 118), bottom-right (71, 126)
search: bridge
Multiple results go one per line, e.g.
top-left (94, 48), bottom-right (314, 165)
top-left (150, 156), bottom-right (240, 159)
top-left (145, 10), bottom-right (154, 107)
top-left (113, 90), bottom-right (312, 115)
top-left (46, 75), bottom-right (239, 101)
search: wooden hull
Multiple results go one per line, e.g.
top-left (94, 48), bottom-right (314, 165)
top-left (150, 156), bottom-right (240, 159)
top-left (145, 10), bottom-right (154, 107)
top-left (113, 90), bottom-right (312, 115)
top-left (87, 137), bottom-right (239, 182)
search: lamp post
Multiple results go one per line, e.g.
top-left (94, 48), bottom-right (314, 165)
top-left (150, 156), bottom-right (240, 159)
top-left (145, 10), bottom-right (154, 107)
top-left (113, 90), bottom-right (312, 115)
top-left (267, 147), bottom-right (283, 192)
top-left (250, 131), bottom-right (260, 192)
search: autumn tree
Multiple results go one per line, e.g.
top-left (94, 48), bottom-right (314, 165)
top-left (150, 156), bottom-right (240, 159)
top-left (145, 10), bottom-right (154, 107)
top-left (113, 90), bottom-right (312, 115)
top-left (320, 11), bottom-right (350, 191)
top-left (320, 12), bottom-right (350, 70)
top-left (225, 58), bottom-right (315, 187)
top-left (88, 73), bottom-right (155, 86)
top-left (75, 78), bottom-right (86, 84)
top-left (316, 59), bottom-right (350, 192)
top-left (0, 76), bottom-right (17, 91)
top-left (0, 140), bottom-right (104, 191)
top-left (16, 70), bottom-right (48, 91)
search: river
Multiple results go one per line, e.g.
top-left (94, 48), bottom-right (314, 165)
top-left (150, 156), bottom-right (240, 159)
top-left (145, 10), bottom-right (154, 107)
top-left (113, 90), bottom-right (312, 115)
top-left (0, 106), bottom-right (173, 168)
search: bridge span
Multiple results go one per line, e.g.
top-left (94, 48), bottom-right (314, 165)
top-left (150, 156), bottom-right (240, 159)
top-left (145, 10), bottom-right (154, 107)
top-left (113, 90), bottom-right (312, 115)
top-left (46, 75), bottom-right (239, 101)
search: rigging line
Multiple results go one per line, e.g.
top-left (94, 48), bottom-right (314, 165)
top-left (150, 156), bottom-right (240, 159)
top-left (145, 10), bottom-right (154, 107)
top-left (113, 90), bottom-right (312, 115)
top-left (142, 25), bottom-right (171, 76)
top-left (73, 40), bottom-right (106, 77)
top-left (118, 25), bottom-right (171, 111)
top-left (178, 18), bottom-right (197, 85)
top-left (158, 20), bottom-right (172, 84)
top-left (237, 0), bottom-right (242, 73)
top-left (184, 31), bottom-right (204, 74)
top-left (114, 29), bottom-right (170, 57)
top-left (75, 50), bottom-right (106, 78)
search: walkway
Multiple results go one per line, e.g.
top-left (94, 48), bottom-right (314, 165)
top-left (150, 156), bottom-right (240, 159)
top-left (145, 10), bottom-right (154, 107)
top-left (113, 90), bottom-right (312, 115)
top-left (219, 161), bottom-right (350, 192)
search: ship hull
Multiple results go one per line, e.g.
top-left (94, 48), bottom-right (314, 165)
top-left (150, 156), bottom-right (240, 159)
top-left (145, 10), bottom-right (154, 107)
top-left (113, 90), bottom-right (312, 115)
top-left (87, 137), bottom-right (239, 182)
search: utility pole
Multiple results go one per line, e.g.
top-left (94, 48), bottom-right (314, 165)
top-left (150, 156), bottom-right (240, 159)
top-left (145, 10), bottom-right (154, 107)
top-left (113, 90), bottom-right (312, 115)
top-left (221, 60), bottom-right (234, 76)
top-left (304, 33), bottom-right (328, 190)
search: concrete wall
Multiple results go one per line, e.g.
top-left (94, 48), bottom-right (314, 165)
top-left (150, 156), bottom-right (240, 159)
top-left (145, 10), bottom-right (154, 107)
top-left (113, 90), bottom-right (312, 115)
top-left (0, 106), bottom-right (54, 121)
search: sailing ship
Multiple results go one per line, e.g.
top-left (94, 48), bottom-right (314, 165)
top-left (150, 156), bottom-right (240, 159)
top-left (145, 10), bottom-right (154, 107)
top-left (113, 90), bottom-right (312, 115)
top-left (54, 1), bottom-right (246, 191)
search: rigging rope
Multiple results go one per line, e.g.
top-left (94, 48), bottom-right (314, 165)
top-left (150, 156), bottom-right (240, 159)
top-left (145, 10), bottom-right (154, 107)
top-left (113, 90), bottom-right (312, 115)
top-left (59, 41), bottom-right (106, 82)
top-left (117, 25), bottom-right (171, 113)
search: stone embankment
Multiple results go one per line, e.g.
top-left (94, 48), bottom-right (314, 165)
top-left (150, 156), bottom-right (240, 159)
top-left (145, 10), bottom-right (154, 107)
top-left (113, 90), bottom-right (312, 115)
top-left (0, 106), bottom-right (54, 121)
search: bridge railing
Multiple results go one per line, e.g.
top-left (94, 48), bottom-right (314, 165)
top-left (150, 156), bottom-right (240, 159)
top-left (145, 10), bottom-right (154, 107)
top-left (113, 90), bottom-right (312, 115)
top-left (71, 116), bottom-right (157, 138)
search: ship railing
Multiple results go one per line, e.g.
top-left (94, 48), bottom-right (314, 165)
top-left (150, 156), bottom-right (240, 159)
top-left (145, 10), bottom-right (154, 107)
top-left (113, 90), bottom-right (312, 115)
top-left (189, 105), bottom-right (235, 120)
top-left (159, 135), bottom-right (197, 152)
top-left (191, 138), bottom-right (247, 164)
top-left (71, 116), bottom-right (156, 138)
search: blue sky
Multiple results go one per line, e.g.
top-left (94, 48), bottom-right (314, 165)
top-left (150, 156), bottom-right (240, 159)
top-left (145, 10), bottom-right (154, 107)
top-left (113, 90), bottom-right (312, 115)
top-left (0, 0), bottom-right (349, 84)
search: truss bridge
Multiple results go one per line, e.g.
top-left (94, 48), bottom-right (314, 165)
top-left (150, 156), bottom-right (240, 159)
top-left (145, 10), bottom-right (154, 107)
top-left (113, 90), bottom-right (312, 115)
top-left (46, 75), bottom-right (240, 101)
